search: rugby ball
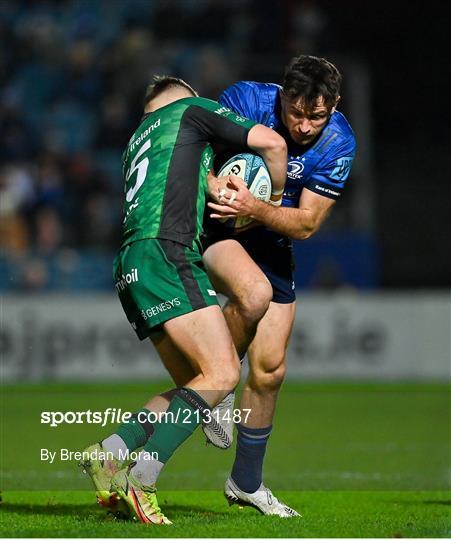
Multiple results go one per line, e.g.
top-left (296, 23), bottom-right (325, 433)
top-left (217, 153), bottom-right (272, 229)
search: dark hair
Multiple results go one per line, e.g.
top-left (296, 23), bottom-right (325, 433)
top-left (282, 55), bottom-right (342, 111)
top-left (143, 76), bottom-right (198, 107)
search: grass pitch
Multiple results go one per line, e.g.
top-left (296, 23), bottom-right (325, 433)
top-left (2, 490), bottom-right (450, 538)
top-left (1, 382), bottom-right (450, 537)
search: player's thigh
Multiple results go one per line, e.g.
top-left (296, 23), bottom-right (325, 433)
top-left (114, 238), bottom-right (219, 341)
top-left (203, 239), bottom-right (271, 301)
top-left (163, 304), bottom-right (240, 383)
top-left (150, 331), bottom-right (195, 387)
top-left (248, 301), bottom-right (296, 372)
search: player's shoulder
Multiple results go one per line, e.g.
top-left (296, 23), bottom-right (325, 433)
top-left (175, 96), bottom-right (235, 117)
top-left (151, 96), bottom-right (216, 118)
top-left (327, 111), bottom-right (356, 150)
top-left (310, 110), bottom-right (356, 165)
top-left (220, 81), bottom-right (280, 124)
top-left (179, 96), bottom-right (220, 110)
top-left (233, 81), bottom-right (281, 93)
top-left (223, 81), bottom-right (280, 99)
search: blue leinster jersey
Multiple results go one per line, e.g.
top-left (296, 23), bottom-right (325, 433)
top-left (201, 81), bottom-right (356, 303)
top-left (219, 81), bottom-right (356, 207)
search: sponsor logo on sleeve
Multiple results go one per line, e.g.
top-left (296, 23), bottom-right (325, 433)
top-left (214, 107), bottom-right (246, 123)
top-left (330, 156), bottom-right (353, 181)
top-left (314, 185), bottom-right (340, 197)
top-left (214, 106), bottom-right (231, 115)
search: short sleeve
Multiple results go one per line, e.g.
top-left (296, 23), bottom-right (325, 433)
top-left (184, 101), bottom-right (256, 149)
top-left (304, 139), bottom-right (356, 200)
top-left (219, 82), bottom-right (259, 120)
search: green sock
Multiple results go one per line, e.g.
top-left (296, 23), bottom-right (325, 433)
top-left (115, 408), bottom-right (153, 451)
top-left (142, 389), bottom-right (207, 463)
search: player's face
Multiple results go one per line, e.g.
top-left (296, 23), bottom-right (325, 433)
top-left (280, 94), bottom-right (334, 145)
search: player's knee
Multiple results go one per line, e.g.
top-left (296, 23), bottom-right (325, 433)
top-left (207, 356), bottom-right (240, 392)
top-left (236, 279), bottom-right (272, 323)
top-left (250, 361), bottom-right (286, 393)
top-left (223, 363), bottom-right (241, 391)
top-left (213, 364), bottom-right (240, 392)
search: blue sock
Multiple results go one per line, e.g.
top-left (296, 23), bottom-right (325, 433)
top-left (231, 424), bottom-right (272, 493)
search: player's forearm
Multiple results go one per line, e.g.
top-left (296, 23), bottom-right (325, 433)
top-left (258, 143), bottom-right (287, 196)
top-left (250, 200), bottom-right (319, 240)
top-left (247, 125), bottom-right (287, 197)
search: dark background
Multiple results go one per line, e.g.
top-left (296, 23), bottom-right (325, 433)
top-left (1, 0), bottom-right (449, 291)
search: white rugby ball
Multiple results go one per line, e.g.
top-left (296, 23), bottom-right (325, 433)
top-left (217, 153), bottom-right (272, 229)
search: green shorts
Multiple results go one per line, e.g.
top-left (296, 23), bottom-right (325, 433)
top-left (113, 238), bottom-right (219, 340)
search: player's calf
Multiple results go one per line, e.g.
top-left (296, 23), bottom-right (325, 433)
top-left (248, 361), bottom-right (287, 394)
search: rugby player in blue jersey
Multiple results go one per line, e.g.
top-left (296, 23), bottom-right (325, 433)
top-left (203, 55), bottom-right (356, 517)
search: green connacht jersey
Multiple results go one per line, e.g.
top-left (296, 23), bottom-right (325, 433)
top-left (120, 97), bottom-right (256, 250)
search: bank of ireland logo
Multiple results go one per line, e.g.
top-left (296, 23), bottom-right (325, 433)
top-left (288, 160), bottom-right (304, 180)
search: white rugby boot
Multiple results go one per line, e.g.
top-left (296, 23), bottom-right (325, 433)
top-left (224, 476), bottom-right (301, 517)
top-left (202, 391), bottom-right (235, 449)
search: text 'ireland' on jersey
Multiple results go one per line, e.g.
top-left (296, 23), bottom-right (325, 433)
top-left (120, 97), bottom-right (256, 250)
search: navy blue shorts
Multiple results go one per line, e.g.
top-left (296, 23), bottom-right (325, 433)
top-left (201, 223), bottom-right (296, 304)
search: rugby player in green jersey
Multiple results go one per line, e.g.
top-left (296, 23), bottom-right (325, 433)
top-left (80, 76), bottom-right (287, 524)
